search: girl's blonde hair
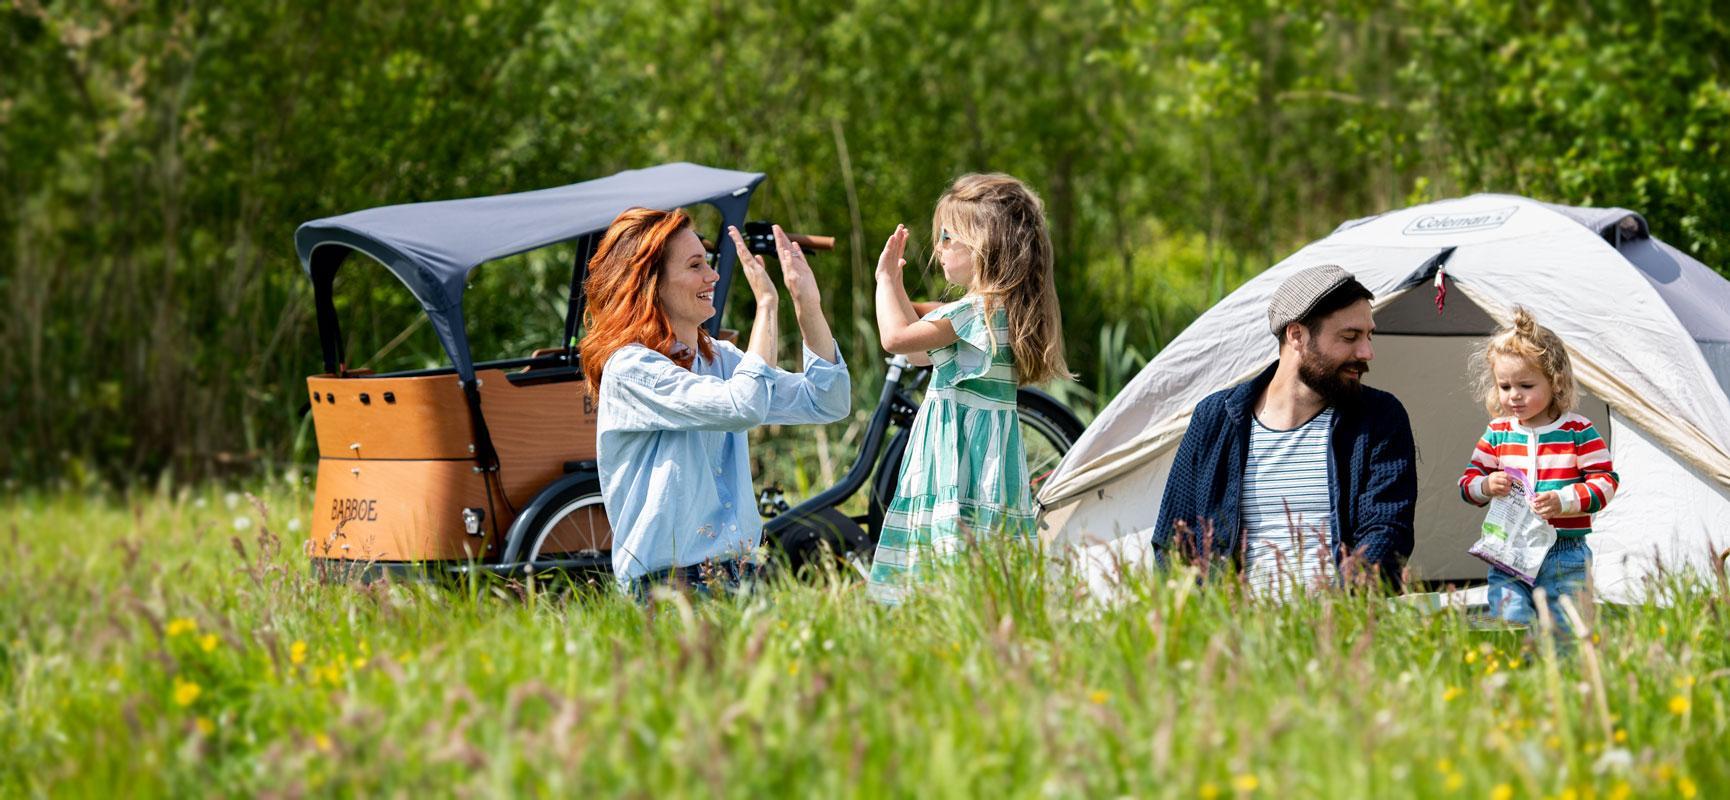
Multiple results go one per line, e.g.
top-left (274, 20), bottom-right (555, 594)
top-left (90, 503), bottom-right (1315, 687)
top-left (1473, 306), bottom-right (1575, 419)
top-left (932, 173), bottom-right (1071, 386)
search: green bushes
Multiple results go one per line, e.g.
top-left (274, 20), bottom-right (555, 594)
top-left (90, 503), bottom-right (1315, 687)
top-left (5, 0), bottom-right (1728, 483)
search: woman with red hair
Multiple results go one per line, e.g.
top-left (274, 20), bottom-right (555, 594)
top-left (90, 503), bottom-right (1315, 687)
top-left (581, 208), bottom-right (849, 595)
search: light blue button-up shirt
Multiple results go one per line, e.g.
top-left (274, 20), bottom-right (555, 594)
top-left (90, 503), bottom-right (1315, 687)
top-left (596, 340), bottom-right (850, 585)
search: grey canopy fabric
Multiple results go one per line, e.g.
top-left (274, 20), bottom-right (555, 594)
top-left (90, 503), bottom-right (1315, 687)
top-left (295, 162), bottom-right (766, 382)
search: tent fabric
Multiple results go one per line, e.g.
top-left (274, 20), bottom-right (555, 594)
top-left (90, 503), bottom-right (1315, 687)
top-left (1041, 194), bottom-right (1730, 599)
top-left (294, 162), bottom-right (765, 381)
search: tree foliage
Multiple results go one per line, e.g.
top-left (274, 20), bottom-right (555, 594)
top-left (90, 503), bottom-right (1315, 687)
top-left (3, 0), bottom-right (1726, 482)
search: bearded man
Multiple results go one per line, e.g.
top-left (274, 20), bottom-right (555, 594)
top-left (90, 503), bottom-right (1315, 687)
top-left (1151, 264), bottom-right (1417, 594)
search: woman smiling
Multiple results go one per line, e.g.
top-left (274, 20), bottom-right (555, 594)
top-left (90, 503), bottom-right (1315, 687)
top-left (579, 208), bottom-right (849, 596)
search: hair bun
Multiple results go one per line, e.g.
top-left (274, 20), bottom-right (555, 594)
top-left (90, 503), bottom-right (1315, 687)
top-left (1511, 306), bottom-right (1537, 334)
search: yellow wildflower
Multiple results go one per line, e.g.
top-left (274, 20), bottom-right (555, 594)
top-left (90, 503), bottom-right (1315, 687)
top-left (1669, 695), bottom-right (1690, 715)
top-left (195, 717), bottom-right (215, 735)
top-left (1436, 758), bottom-right (1453, 774)
top-left (199, 634), bottom-right (218, 653)
top-left (1199, 782), bottom-right (1219, 800)
top-left (788, 660), bottom-right (800, 677)
top-left (1465, 650), bottom-right (1479, 664)
top-left (1613, 729), bottom-right (1627, 743)
top-left (289, 640), bottom-right (307, 665)
top-left (1490, 784), bottom-right (1513, 800)
top-left (314, 732), bottom-right (332, 752)
top-left (1232, 774), bottom-right (1259, 792)
top-left (1679, 777), bottom-right (1697, 799)
top-left (1089, 690), bottom-right (1110, 705)
top-left (1443, 686), bottom-right (1462, 703)
top-left (1445, 772), bottom-right (1464, 791)
top-left (1607, 782), bottom-right (1631, 800)
top-left (351, 656), bottom-right (366, 670)
top-left (172, 678), bottom-right (202, 706)
top-left (166, 618), bottom-right (197, 637)
top-left (1544, 735), bottom-right (1561, 750)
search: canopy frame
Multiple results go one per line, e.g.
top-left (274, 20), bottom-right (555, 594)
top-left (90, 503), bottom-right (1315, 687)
top-left (294, 162), bottom-right (767, 473)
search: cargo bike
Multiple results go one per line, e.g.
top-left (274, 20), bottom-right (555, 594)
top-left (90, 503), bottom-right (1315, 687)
top-left (294, 162), bottom-right (1085, 582)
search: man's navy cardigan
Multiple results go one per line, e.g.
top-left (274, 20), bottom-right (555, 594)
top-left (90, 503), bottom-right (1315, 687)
top-left (1151, 363), bottom-right (1418, 588)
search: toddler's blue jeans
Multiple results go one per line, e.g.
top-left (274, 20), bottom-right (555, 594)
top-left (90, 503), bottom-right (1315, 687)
top-left (1487, 537), bottom-right (1591, 635)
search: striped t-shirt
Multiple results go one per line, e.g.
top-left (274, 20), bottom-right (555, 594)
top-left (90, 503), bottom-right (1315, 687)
top-left (1241, 407), bottom-right (1335, 597)
top-left (1458, 412), bottom-right (1618, 536)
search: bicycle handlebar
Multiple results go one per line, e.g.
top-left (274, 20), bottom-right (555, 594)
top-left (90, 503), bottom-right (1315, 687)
top-left (703, 220), bottom-right (834, 256)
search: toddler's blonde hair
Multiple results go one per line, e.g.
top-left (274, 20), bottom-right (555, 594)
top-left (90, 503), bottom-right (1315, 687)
top-left (1473, 306), bottom-right (1575, 419)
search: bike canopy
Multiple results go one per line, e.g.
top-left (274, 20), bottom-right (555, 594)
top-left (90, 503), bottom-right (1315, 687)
top-left (295, 162), bottom-right (766, 382)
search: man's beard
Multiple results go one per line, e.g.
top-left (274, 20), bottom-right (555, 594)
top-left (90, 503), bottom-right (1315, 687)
top-left (1298, 341), bottom-right (1369, 403)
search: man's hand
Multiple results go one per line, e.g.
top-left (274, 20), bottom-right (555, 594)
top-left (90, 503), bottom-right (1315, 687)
top-left (1530, 491), bottom-right (1564, 519)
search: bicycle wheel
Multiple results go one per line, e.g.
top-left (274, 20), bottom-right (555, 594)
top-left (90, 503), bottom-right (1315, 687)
top-left (1016, 387), bottom-right (1086, 499)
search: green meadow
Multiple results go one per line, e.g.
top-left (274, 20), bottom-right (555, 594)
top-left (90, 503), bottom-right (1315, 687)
top-left (3, 485), bottom-right (1723, 798)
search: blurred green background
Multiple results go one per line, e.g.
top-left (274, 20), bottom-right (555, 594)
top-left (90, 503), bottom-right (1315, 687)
top-left (4, 0), bottom-right (1727, 485)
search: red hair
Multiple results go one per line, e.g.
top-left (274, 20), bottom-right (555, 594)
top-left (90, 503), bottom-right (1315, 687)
top-left (580, 208), bottom-right (714, 395)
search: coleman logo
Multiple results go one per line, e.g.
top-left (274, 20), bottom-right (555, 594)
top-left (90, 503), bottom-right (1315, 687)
top-left (1403, 206), bottom-right (1517, 235)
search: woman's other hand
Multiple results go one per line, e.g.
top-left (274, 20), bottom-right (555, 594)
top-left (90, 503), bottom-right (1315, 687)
top-left (729, 225), bottom-right (779, 312)
top-left (773, 224), bottom-right (821, 310)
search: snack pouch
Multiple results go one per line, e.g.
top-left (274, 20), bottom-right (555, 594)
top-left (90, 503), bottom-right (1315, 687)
top-left (1467, 466), bottom-right (1555, 585)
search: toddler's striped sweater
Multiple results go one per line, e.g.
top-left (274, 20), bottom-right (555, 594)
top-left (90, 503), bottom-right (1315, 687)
top-left (1459, 412), bottom-right (1619, 536)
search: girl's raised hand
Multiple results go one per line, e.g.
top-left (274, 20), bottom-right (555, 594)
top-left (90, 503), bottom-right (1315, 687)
top-left (728, 225), bottom-right (778, 310)
top-left (773, 224), bottom-right (821, 308)
top-left (877, 224), bottom-right (908, 282)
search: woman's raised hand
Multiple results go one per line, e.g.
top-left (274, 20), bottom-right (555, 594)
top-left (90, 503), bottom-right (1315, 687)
top-left (772, 224), bottom-right (821, 309)
top-left (877, 224), bottom-right (908, 283)
top-left (728, 225), bottom-right (778, 310)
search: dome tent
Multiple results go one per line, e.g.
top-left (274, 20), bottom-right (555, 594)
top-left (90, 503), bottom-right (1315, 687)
top-left (1039, 194), bottom-right (1730, 602)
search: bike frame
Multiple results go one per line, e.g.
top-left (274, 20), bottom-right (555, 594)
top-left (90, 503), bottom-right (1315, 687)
top-left (761, 354), bottom-right (925, 539)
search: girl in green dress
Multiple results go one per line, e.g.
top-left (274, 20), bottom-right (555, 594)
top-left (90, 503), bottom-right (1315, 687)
top-left (867, 174), bottom-right (1071, 605)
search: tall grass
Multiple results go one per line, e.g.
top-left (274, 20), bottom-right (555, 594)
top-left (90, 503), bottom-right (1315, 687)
top-left (2, 484), bottom-right (1725, 797)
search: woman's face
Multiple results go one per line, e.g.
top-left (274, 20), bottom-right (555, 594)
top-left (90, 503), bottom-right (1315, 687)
top-left (936, 224), bottom-right (976, 290)
top-left (656, 228), bottom-right (719, 332)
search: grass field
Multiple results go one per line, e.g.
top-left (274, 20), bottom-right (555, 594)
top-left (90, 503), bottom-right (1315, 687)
top-left (2, 484), bottom-right (1725, 798)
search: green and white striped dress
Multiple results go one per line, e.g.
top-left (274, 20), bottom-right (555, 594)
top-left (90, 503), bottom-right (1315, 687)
top-left (867, 295), bottom-right (1035, 604)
